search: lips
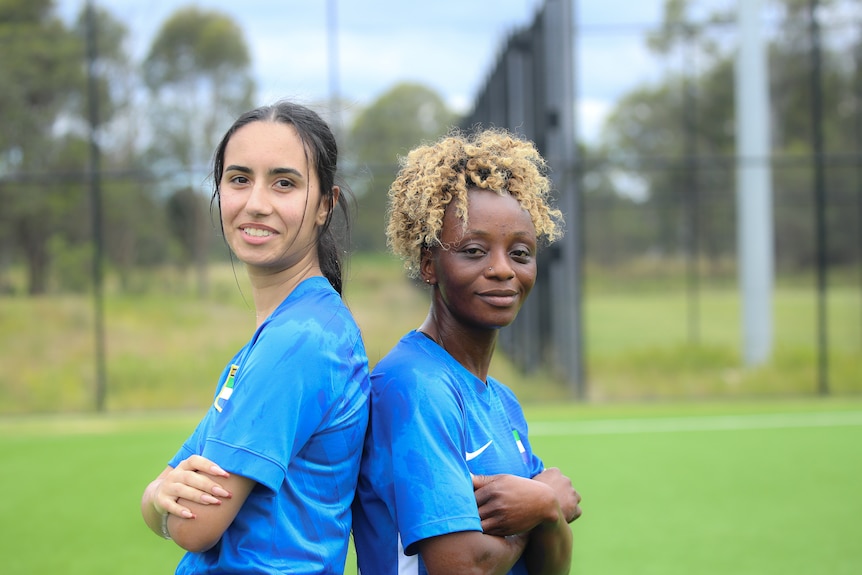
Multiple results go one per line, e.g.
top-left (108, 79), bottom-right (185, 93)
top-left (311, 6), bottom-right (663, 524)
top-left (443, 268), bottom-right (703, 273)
top-left (478, 289), bottom-right (519, 307)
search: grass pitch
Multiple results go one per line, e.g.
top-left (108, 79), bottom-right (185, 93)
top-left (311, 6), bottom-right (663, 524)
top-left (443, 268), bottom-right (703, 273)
top-left (1, 398), bottom-right (859, 574)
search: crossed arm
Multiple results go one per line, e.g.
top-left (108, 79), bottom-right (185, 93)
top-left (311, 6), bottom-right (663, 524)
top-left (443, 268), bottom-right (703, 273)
top-left (140, 455), bottom-right (254, 553)
top-left (417, 467), bottom-right (582, 575)
top-left (146, 459), bottom-right (581, 574)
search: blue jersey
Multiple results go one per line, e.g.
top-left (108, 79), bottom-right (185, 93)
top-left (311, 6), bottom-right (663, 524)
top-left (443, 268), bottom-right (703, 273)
top-left (169, 277), bottom-right (370, 575)
top-left (353, 330), bottom-right (544, 575)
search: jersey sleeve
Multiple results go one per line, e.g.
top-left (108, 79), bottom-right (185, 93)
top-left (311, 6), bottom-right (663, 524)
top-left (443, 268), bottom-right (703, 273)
top-left (202, 308), bottom-right (358, 492)
top-left (372, 362), bottom-right (483, 555)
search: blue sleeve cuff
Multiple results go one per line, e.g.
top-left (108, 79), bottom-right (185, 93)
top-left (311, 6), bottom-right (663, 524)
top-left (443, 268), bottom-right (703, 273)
top-left (202, 439), bottom-right (285, 492)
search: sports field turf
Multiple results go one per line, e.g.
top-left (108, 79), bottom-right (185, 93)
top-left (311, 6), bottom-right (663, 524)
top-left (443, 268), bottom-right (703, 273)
top-left (1, 397), bottom-right (859, 574)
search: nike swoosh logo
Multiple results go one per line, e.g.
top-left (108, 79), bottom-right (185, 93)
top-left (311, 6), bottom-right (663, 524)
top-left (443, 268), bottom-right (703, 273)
top-left (465, 440), bottom-right (493, 461)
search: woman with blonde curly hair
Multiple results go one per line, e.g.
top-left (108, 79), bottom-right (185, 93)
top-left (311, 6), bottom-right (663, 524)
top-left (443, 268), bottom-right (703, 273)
top-left (353, 128), bottom-right (582, 575)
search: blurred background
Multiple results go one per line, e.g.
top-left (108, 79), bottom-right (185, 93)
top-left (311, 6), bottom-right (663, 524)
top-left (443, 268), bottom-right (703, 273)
top-left (1, 0), bottom-right (860, 415)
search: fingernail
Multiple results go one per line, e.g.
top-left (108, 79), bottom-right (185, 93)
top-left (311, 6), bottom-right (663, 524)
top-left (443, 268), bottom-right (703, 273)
top-left (213, 487), bottom-right (231, 498)
top-left (202, 495), bottom-right (221, 505)
top-left (210, 465), bottom-right (227, 476)
top-left (181, 510), bottom-right (194, 519)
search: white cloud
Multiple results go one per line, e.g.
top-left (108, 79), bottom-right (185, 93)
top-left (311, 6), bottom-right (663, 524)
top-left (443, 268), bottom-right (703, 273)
top-left (577, 98), bottom-right (612, 144)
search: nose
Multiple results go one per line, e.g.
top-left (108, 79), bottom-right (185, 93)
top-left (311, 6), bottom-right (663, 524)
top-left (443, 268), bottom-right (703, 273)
top-left (245, 182), bottom-right (272, 216)
top-left (486, 252), bottom-right (515, 280)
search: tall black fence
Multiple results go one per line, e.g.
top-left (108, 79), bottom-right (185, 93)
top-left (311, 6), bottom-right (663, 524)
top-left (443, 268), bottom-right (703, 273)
top-left (460, 0), bottom-right (585, 398)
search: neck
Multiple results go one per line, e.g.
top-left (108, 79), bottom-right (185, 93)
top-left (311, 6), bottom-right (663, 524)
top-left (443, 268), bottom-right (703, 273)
top-left (419, 308), bottom-right (497, 382)
top-left (248, 260), bottom-right (323, 327)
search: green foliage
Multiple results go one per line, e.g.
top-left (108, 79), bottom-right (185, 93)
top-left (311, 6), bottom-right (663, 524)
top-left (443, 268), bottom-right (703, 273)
top-left (0, 0), bottom-right (82, 157)
top-left (346, 83), bottom-right (458, 251)
top-left (142, 6), bottom-right (255, 172)
top-left (0, 0), bottom-right (85, 294)
top-left (48, 236), bottom-right (93, 293)
top-left (598, 0), bottom-right (861, 272)
top-left (143, 7), bottom-right (251, 86)
top-left (166, 186), bottom-right (213, 267)
top-left (138, 5), bottom-right (255, 297)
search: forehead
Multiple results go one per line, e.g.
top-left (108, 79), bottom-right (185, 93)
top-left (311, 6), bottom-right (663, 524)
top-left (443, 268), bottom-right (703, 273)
top-left (224, 121), bottom-right (309, 169)
top-left (442, 188), bottom-right (535, 239)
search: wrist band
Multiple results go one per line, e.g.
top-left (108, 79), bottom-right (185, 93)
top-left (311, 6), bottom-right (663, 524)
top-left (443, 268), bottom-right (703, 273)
top-left (160, 510), bottom-right (172, 540)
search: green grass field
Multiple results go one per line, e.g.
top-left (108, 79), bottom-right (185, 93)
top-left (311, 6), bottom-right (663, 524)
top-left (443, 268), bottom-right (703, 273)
top-left (1, 398), bottom-right (860, 574)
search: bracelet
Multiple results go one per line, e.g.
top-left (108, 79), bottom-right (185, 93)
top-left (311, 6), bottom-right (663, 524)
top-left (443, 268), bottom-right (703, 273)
top-left (160, 510), bottom-right (172, 540)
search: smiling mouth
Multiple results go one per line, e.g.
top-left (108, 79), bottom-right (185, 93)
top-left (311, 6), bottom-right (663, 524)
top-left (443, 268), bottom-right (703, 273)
top-left (242, 227), bottom-right (274, 237)
top-left (479, 293), bottom-right (519, 306)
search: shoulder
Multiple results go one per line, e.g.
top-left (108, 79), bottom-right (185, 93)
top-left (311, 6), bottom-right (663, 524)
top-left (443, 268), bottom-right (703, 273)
top-left (488, 375), bottom-right (530, 422)
top-left (371, 332), bottom-right (464, 409)
top-left (268, 278), bottom-right (361, 340)
top-left (374, 331), bottom-right (437, 371)
top-left (488, 375), bottom-right (519, 403)
top-left (373, 332), bottom-right (454, 389)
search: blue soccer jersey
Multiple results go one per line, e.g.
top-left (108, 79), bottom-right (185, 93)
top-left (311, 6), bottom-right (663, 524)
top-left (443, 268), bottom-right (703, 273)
top-left (353, 330), bottom-right (544, 575)
top-left (169, 277), bottom-right (371, 575)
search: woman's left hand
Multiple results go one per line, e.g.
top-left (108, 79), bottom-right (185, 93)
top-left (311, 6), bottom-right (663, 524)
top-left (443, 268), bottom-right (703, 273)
top-left (472, 473), bottom-right (559, 536)
top-left (155, 455), bottom-right (232, 519)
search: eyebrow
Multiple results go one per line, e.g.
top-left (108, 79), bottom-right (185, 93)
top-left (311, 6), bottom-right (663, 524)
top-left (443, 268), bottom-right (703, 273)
top-left (464, 228), bottom-right (535, 239)
top-left (224, 165), bottom-right (304, 178)
top-left (269, 167), bottom-right (303, 178)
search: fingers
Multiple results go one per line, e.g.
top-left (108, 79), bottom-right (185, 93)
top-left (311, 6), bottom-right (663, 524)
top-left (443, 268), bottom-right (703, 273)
top-left (567, 489), bottom-right (583, 522)
top-left (176, 456), bottom-right (232, 497)
top-left (472, 474), bottom-right (490, 490)
top-left (156, 457), bottom-right (233, 519)
top-left (182, 455), bottom-right (230, 478)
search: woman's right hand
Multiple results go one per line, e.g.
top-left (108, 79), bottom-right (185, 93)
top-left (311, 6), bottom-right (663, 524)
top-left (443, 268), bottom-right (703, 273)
top-left (532, 467), bottom-right (581, 523)
top-left (154, 455), bottom-right (232, 519)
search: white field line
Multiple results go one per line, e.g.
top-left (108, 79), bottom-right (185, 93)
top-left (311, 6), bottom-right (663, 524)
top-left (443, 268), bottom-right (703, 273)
top-left (528, 411), bottom-right (862, 436)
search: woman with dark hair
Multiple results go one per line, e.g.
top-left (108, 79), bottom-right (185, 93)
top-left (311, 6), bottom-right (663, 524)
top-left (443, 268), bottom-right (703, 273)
top-left (141, 101), bottom-right (370, 574)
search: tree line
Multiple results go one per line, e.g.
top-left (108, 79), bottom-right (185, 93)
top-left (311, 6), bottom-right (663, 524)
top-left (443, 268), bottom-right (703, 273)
top-left (586, 0), bottom-right (861, 276)
top-left (1, 0), bottom-right (859, 297)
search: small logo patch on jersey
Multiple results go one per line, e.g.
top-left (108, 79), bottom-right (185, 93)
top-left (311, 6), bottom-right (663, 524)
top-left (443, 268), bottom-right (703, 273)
top-left (513, 429), bottom-right (528, 465)
top-left (213, 364), bottom-right (239, 413)
top-left (465, 440), bottom-right (493, 461)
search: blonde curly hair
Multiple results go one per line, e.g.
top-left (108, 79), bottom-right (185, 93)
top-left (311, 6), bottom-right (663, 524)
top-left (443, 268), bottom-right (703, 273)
top-left (386, 128), bottom-right (565, 278)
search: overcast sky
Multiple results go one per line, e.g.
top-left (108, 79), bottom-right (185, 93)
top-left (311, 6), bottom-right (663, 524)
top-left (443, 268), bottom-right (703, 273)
top-left (56, 0), bottom-right (736, 143)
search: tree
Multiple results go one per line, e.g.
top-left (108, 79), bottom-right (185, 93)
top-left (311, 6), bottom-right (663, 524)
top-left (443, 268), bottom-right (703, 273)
top-left (596, 0), bottom-right (859, 272)
top-left (0, 0), bottom-right (85, 294)
top-left (347, 83), bottom-right (457, 252)
top-left (141, 6), bottom-right (255, 295)
top-left (68, 6), bottom-right (181, 293)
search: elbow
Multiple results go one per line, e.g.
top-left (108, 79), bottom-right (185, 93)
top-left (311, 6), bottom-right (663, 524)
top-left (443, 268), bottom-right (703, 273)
top-left (167, 516), bottom-right (221, 553)
top-left (176, 537), bottom-right (218, 554)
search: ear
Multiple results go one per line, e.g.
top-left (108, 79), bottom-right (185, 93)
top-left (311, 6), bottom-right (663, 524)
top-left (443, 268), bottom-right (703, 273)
top-left (316, 185), bottom-right (339, 226)
top-left (420, 246), bottom-right (437, 286)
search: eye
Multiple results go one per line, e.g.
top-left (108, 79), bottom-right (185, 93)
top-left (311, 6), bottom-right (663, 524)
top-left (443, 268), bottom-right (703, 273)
top-left (228, 174), bottom-right (250, 185)
top-left (511, 247), bottom-right (533, 262)
top-left (461, 245), bottom-right (486, 257)
top-left (275, 178), bottom-right (295, 191)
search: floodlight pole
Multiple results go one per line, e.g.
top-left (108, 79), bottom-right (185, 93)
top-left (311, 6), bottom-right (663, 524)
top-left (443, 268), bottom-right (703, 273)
top-left (86, 0), bottom-right (107, 412)
top-left (735, 0), bottom-right (774, 367)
